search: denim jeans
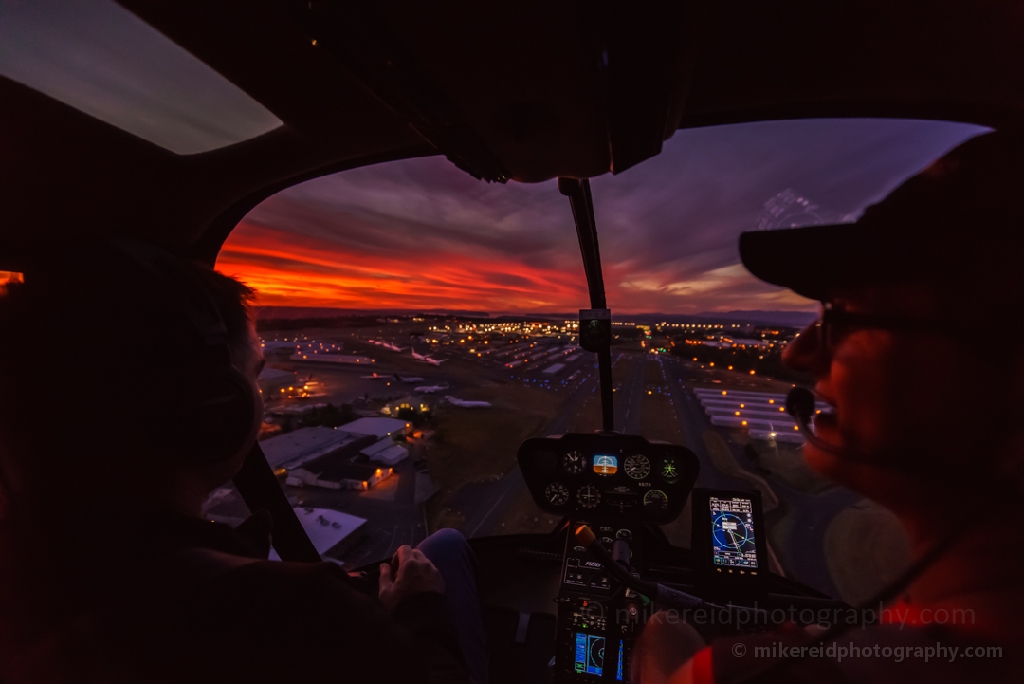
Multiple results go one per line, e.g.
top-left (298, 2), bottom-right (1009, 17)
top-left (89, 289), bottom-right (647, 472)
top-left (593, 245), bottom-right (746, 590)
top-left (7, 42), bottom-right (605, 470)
top-left (418, 528), bottom-right (488, 684)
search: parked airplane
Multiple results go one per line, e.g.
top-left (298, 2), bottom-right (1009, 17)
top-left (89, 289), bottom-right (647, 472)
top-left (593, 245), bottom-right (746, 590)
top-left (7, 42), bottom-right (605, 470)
top-left (395, 374), bottom-right (425, 383)
top-left (369, 339), bottom-right (407, 352)
top-left (414, 382), bottom-right (450, 394)
top-left (445, 396), bottom-right (492, 408)
top-left (411, 350), bottom-right (446, 366)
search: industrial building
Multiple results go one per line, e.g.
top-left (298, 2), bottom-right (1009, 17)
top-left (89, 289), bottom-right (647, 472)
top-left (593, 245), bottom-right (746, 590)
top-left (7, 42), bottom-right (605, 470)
top-left (285, 452), bottom-right (392, 491)
top-left (260, 426), bottom-right (377, 470)
top-left (692, 387), bottom-right (828, 444)
top-left (267, 507), bottom-right (367, 560)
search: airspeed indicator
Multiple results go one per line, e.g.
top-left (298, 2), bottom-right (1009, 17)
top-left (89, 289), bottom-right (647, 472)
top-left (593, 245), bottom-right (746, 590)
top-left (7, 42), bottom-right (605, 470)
top-left (563, 451), bottom-right (585, 474)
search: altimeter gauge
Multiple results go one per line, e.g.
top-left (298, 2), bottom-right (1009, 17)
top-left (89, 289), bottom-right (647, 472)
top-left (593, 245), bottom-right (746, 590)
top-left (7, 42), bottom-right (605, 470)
top-left (624, 454), bottom-right (650, 480)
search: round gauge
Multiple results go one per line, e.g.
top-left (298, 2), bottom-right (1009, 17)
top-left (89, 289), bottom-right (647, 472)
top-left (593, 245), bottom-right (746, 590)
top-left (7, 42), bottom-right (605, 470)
top-left (643, 489), bottom-right (668, 514)
top-left (544, 482), bottom-right (570, 507)
top-left (624, 454), bottom-right (651, 480)
top-left (659, 457), bottom-right (680, 483)
top-left (576, 485), bottom-right (601, 509)
top-left (562, 450), bottom-right (585, 474)
top-left (615, 528), bottom-right (632, 542)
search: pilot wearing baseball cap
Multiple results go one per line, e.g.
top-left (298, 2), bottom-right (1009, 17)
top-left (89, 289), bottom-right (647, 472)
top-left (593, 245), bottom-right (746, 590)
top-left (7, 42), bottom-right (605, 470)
top-left (632, 130), bottom-right (1024, 684)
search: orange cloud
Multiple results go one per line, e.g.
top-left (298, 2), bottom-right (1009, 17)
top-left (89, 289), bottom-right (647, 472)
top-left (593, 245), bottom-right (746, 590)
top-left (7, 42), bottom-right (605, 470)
top-left (217, 222), bottom-right (588, 311)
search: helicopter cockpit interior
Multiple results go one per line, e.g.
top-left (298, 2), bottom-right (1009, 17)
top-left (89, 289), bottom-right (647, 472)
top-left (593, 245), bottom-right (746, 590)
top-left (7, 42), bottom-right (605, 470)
top-left (3, 2), bottom-right (1024, 683)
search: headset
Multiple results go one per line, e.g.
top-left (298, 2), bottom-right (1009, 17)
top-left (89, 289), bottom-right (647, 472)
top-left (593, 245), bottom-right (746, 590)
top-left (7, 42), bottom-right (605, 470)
top-left (107, 239), bottom-right (258, 464)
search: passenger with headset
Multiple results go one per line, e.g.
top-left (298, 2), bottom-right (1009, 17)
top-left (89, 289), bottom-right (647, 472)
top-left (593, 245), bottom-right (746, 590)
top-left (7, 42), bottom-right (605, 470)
top-left (632, 131), bottom-right (1024, 683)
top-left (0, 243), bottom-right (485, 683)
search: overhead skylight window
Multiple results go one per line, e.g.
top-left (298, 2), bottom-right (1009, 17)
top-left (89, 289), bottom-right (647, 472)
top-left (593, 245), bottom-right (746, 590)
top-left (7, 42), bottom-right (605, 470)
top-left (0, 0), bottom-right (283, 154)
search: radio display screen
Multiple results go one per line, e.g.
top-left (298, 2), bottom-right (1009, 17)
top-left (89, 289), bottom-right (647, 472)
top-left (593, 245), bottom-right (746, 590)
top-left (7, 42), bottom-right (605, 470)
top-left (709, 495), bottom-right (759, 569)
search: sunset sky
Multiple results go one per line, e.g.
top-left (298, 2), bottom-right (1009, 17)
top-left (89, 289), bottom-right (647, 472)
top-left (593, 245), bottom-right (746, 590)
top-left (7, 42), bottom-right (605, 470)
top-left (217, 119), bottom-right (987, 315)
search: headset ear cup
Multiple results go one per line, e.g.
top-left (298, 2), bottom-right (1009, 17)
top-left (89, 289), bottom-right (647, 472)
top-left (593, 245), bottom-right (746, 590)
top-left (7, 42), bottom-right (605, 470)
top-left (185, 368), bottom-right (257, 462)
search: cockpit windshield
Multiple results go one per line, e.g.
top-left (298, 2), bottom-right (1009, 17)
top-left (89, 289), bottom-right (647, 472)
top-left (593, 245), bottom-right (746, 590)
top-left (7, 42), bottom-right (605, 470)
top-left (210, 118), bottom-right (985, 603)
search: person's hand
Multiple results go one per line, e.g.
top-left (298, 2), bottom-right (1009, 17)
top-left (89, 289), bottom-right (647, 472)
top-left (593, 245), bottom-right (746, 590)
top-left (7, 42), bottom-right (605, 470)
top-left (631, 611), bottom-right (704, 684)
top-left (378, 545), bottom-right (445, 611)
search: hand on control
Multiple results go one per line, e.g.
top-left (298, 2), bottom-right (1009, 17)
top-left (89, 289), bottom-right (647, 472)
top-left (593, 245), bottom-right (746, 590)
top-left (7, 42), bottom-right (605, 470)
top-left (379, 545), bottom-right (445, 611)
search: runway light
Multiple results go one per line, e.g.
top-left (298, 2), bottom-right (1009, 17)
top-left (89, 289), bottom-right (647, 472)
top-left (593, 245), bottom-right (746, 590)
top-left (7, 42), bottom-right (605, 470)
top-left (740, 403), bottom-right (745, 408)
top-left (769, 399), bottom-right (775, 404)
top-left (749, 370), bottom-right (756, 375)
top-left (721, 391), bottom-right (727, 396)
top-left (794, 426), bottom-right (799, 431)
top-left (779, 407), bottom-right (785, 412)
top-left (735, 411), bottom-right (740, 416)
top-left (741, 420), bottom-right (747, 426)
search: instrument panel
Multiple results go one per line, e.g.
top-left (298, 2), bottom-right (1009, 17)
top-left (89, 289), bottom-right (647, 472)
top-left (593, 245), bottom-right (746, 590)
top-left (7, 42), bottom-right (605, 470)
top-left (518, 433), bottom-right (699, 523)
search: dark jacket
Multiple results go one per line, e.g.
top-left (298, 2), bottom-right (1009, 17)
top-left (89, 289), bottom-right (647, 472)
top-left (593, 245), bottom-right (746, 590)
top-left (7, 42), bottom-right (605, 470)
top-left (0, 511), bottom-right (468, 684)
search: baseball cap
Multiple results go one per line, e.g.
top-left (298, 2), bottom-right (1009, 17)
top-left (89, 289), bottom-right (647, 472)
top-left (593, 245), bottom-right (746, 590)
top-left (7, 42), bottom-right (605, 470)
top-left (739, 130), bottom-right (1024, 302)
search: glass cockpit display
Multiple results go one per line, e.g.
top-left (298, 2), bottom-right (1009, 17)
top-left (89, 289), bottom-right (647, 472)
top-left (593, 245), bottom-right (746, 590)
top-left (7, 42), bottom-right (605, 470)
top-left (574, 633), bottom-right (604, 676)
top-left (710, 495), bottom-right (759, 568)
top-left (572, 633), bottom-right (624, 681)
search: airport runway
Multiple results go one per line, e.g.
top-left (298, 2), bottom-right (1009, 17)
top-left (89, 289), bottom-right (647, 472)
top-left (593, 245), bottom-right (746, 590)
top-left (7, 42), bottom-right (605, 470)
top-left (658, 355), bottom-right (859, 598)
top-left (457, 351), bottom-right (861, 599)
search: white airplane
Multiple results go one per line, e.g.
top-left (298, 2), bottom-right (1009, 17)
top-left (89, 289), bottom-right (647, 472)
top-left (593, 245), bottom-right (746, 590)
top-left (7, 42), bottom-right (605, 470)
top-left (415, 382), bottom-right (450, 394)
top-left (446, 396), bottom-right (492, 408)
top-left (411, 350), bottom-right (445, 366)
top-left (369, 339), bottom-right (407, 352)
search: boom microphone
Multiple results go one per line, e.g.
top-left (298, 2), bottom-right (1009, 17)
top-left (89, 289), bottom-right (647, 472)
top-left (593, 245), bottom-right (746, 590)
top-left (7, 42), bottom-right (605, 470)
top-left (785, 387), bottom-right (857, 459)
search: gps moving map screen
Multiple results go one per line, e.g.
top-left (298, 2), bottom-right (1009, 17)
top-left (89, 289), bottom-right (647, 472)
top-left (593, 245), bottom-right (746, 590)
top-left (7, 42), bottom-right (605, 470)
top-left (575, 633), bottom-right (604, 676)
top-left (574, 633), bottom-right (624, 680)
top-left (710, 496), bottom-right (759, 568)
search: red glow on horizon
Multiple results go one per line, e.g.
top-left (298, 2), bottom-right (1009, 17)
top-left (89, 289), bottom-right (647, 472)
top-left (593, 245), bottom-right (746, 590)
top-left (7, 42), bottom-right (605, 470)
top-left (217, 222), bottom-right (588, 312)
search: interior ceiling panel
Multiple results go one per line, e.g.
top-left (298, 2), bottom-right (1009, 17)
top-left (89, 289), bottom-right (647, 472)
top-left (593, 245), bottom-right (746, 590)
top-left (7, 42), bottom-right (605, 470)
top-left (2, 0), bottom-right (1023, 260)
